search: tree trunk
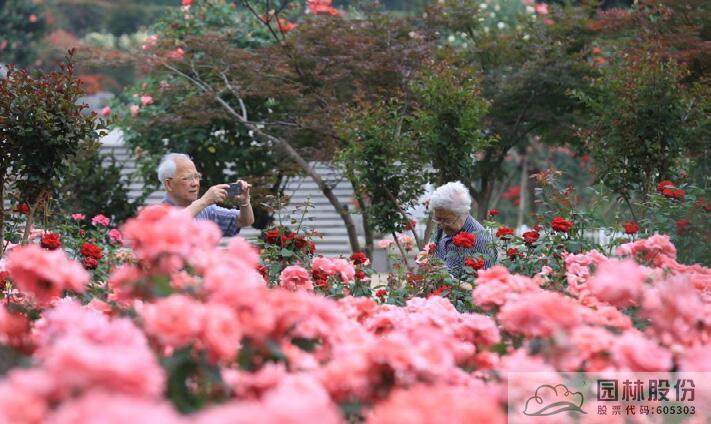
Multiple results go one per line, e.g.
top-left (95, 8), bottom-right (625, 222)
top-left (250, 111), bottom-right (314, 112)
top-left (516, 151), bottom-right (528, 229)
top-left (355, 191), bottom-right (373, 260)
top-left (476, 176), bottom-right (495, 221)
top-left (383, 187), bottom-right (423, 250)
top-left (423, 214), bottom-right (434, 245)
top-left (213, 96), bottom-right (362, 253)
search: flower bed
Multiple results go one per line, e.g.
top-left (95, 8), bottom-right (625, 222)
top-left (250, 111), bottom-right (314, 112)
top-left (0, 204), bottom-right (709, 422)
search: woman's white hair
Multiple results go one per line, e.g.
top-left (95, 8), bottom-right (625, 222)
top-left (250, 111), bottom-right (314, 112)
top-left (429, 181), bottom-right (472, 217)
top-left (157, 153), bottom-right (192, 182)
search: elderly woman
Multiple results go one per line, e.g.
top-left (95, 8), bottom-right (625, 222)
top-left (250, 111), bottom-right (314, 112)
top-left (430, 181), bottom-right (495, 277)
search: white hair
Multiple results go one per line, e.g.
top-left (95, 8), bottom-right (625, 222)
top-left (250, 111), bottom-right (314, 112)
top-left (157, 153), bottom-right (192, 182)
top-left (429, 181), bottom-right (472, 217)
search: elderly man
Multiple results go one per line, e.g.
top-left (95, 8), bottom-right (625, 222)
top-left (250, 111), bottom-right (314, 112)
top-left (158, 153), bottom-right (254, 236)
top-left (430, 181), bottom-right (495, 277)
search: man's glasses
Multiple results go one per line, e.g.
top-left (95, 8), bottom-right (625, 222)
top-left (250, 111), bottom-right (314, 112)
top-left (169, 173), bottom-right (202, 183)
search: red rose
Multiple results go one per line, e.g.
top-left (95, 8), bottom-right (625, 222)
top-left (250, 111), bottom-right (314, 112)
top-left (294, 236), bottom-right (308, 251)
top-left (453, 232), bottom-right (476, 248)
top-left (488, 209), bottom-right (499, 217)
top-left (40, 232), bottom-right (61, 250)
top-left (14, 203), bottom-right (29, 215)
top-left (264, 228), bottom-right (280, 245)
top-left (496, 227), bottom-right (514, 239)
top-left (256, 264), bottom-right (269, 281)
top-left (279, 231), bottom-right (295, 247)
top-left (522, 230), bottom-right (540, 245)
top-left (623, 221), bottom-right (639, 235)
top-left (507, 247), bottom-right (519, 260)
top-left (314, 279), bottom-right (329, 290)
top-left (533, 224), bottom-right (542, 231)
top-left (676, 219), bottom-right (690, 235)
top-left (355, 270), bottom-right (367, 280)
top-left (551, 217), bottom-right (573, 233)
top-left (312, 268), bottom-right (329, 282)
top-left (657, 180), bottom-right (675, 193)
top-left (375, 289), bottom-right (387, 299)
top-left (404, 219), bottom-right (417, 231)
top-left (430, 285), bottom-right (452, 297)
top-left (662, 188), bottom-right (685, 201)
top-left (80, 243), bottom-right (103, 260)
top-left (464, 257), bottom-right (485, 270)
top-left (307, 241), bottom-right (316, 255)
top-left (82, 257), bottom-right (99, 270)
top-left (350, 252), bottom-right (368, 265)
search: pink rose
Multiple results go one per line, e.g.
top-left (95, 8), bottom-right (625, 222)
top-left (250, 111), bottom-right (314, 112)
top-left (130, 104), bottom-right (140, 116)
top-left (534, 3), bottom-right (549, 14)
top-left (108, 228), bottom-right (123, 243)
top-left (6, 245), bottom-right (89, 306)
top-left (141, 295), bottom-right (205, 349)
top-left (140, 95), bottom-right (154, 106)
top-left (377, 239), bottom-right (394, 249)
top-left (101, 106), bottom-right (111, 117)
top-left (71, 213), bottom-right (86, 221)
top-left (587, 259), bottom-right (648, 308)
top-left (91, 214), bottom-right (110, 227)
top-left (279, 266), bottom-right (314, 292)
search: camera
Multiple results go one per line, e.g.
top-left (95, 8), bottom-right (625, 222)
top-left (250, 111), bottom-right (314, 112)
top-left (227, 183), bottom-right (242, 197)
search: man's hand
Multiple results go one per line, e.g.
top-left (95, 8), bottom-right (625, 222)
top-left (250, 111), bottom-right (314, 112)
top-left (232, 180), bottom-right (252, 205)
top-left (201, 184), bottom-right (230, 206)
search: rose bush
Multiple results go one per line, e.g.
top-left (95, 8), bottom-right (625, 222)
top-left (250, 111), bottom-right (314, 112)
top-left (0, 201), bottom-right (708, 422)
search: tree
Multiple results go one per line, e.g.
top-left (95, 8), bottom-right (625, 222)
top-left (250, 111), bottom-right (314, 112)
top-left (0, 50), bottom-right (107, 254)
top-left (118, 0), bottom-right (426, 252)
top-left (0, 0), bottom-right (48, 67)
top-left (423, 0), bottom-right (599, 219)
top-left (337, 100), bottom-right (429, 256)
top-left (573, 52), bottom-right (708, 201)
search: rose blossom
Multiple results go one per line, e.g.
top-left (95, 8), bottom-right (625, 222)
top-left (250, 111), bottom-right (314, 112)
top-left (140, 295), bottom-right (205, 349)
top-left (377, 239), bottom-right (394, 249)
top-left (108, 228), bottom-right (123, 243)
top-left (522, 230), bottom-right (539, 245)
top-left (15, 203), bottom-right (30, 214)
top-left (279, 266), bottom-right (314, 292)
top-left (101, 106), bottom-right (111, 117)
top-left (611, 331), bottom-right (672, 371)
top-left (71, 213), bottom-right (85, 221)
top-left (48, 392), bottom-right (181, 424)
top-left (91, 214), bottom-right (110, 227)
top-left (81, 257), bottom-right (99, 270)
top-left (350, 252), bottom-right (368, 265)
top-left (534, 3), bottom-right (549, 14)
top-left (495, 227), bottom-right (514, 239)
top-left (453, 232), bottom-right (476, 248)
top-left (464, 257), bottom-right (485, 270)
top-left (40, 233), bottom-right (61, 250)
top-left (551, 217), bottom-right (573, 233)
top-left (396, 234), bottom-right (416, 251)
top-left (201, 304), bottom-right (242, 363)
top-left (367, 384), bottom-right (505, 424)
top-left (80, 243), bottom-right (103, 260)
top-left (587, 259), bottom-right (648, 308)
top-left (498, 291), bottom-right (582, 338)
top-left (6, 245), bottom-right (89, 306)
top-left (623, 220), bottom-right (639, 235)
